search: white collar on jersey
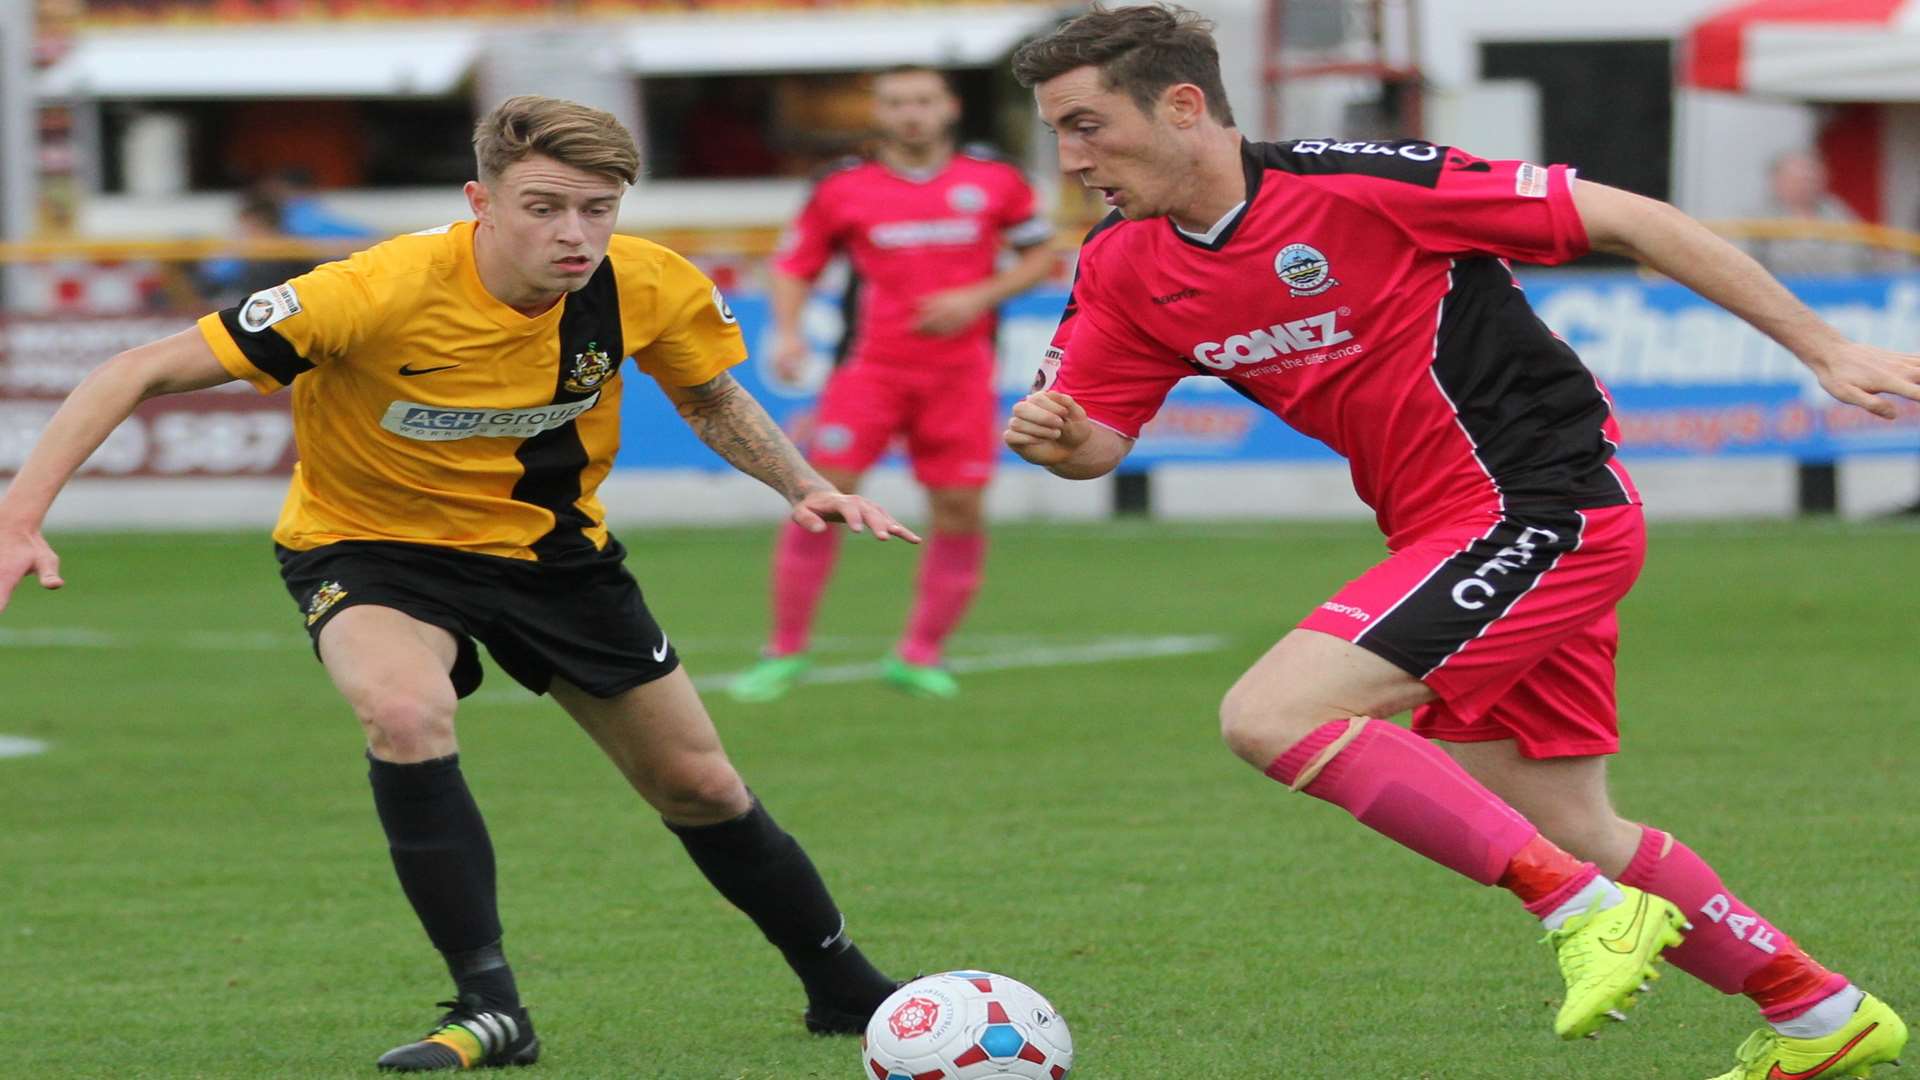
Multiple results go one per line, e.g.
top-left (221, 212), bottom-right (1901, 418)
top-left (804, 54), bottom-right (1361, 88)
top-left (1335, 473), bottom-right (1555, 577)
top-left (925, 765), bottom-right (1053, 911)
top-left (1172, 200), bottom-right (1248, 245)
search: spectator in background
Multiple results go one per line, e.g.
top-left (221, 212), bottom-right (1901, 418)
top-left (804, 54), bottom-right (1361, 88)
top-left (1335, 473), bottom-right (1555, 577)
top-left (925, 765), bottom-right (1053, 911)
top-left (193, 193), bottom-right (319, 309)
top-left (1748, 150), bottom-right (1880, 277)
top-left (262, 167), bottom-right (375, 240)
top-left (1749, 151), bottom-right (1920, 516)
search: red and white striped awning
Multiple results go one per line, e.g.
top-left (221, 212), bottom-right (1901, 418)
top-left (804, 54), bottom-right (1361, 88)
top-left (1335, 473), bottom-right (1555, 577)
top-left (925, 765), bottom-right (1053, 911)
top-left (1684, 0), bottom-right (1920, 100)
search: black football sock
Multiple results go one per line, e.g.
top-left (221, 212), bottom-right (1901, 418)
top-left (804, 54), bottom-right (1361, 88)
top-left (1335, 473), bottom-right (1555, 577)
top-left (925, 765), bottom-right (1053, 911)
top-left (667, 796), bottom-right (895, 1007)
top-left (367, 752), bottom-right (517, 1006)
top-left (444, 940), bottom-right (522, 1013)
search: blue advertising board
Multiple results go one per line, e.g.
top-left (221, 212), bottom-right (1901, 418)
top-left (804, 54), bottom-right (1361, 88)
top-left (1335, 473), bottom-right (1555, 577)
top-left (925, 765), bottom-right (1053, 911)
top-left (614, 274), bottom-right (1920, 471)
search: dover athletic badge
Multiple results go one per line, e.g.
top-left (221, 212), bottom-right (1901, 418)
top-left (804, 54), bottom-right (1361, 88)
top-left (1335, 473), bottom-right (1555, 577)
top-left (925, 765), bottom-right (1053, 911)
top-left (564, 342), bottom-right (615, 394)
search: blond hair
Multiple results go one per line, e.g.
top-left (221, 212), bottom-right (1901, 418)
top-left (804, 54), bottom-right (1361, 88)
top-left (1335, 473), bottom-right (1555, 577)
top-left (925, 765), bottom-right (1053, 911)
top-left (473, 95), bottom-right (640, 185)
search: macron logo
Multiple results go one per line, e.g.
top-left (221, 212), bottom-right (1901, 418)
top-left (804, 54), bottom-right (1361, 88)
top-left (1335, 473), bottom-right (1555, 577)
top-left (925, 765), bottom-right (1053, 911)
top-left (1319, 601), bottom-right (1372, 623)
top-left (1191, 310), bottom-right (1352, 370)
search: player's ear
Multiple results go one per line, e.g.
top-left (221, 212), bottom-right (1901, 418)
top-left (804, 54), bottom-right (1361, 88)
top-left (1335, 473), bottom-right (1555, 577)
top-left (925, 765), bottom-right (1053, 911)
top-left (1163, 83), bottom-right (1207, 129)
top-left (464, 179), bottom-right (490, 223)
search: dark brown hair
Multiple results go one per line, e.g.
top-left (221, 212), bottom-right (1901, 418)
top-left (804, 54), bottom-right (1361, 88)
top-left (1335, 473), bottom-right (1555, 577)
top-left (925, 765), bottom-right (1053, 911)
top-left (473, 95), bottom-right (640, 185)
top-left (1012, 4), bottom-right (1235, 126)
top-left (874, 64), bottom-right (958, 95)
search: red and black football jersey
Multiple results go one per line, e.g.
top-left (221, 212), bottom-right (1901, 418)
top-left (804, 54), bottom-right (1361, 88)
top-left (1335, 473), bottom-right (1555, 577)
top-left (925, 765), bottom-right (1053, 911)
top-left (775, 148), bottom-right (1051, 378)
top-left (1044, 138), bottom-right (1638, 546)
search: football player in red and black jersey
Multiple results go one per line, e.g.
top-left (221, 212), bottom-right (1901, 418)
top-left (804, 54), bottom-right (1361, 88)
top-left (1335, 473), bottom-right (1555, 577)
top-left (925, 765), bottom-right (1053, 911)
top-left (1005, 6), bottom-right (1917, 1077)
top-left (730, 66), bottom-right (1058, 703)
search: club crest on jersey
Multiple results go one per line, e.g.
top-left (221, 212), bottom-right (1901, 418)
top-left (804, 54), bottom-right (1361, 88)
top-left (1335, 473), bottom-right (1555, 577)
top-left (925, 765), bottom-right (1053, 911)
top-left (946, 183), bottom-right (988, 213)
top-left (1275, 243), bottom-right (1337, 297)
top-left (564, 342), bottom-right (615, 394)
top-left (306, 580), bottom-right (349, 626)
top-left (815, 423), bottom-right (855, 453)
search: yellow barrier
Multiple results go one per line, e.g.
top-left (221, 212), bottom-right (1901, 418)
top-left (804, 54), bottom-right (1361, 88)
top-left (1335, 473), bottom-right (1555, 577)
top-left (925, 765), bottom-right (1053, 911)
top-left (0, 218), bottom-right (1910, 266)
top-left (0, 229), bottom-right (782, 264)
top-left (1703, 218), bottom-right (1920, 258)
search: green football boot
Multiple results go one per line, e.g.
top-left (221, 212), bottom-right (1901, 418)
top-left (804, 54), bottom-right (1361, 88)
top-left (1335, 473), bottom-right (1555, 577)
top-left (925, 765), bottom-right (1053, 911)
top-left (880, 655), bottom-right (958, 699)
top-left (1707, 993), bottom-right (1907, 1080)
top-left (728, 654), bottom-right (811, 703)
top-left (1545, 884), bottom-right (1688, 1039)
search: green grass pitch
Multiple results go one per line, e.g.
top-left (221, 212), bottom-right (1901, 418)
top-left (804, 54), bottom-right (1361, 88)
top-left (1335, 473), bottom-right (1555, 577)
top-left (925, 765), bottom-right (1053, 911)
top-left (1, 518), bottom-right (1915, 1079)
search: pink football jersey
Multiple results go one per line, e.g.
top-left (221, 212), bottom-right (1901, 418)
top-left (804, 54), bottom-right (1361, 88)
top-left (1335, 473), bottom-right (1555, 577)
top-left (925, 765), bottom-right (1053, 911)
top-left (1045, 139), bottom-right (1638, 546)
top-left (775, 148), bottom-right (1052, 377)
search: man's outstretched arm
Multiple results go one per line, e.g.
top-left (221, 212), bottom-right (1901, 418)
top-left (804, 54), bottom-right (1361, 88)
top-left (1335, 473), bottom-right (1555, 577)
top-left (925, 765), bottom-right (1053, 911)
top-left (1572, 179), bottom-right (1920, 418)
top-left (663, 370), bottom-right (920, 542)
top-left (0, 328), bottom-right (236, 612)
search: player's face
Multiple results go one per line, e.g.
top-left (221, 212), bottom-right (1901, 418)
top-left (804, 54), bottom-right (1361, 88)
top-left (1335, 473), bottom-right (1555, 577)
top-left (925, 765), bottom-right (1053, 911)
top-left (1035, 66), bottom-right (1185, 221)
top-left (468, 154), bottom-right (625, 300)
top-left (1771, 154), bottom-right (1828, 212)
top-left (872, 71), bottom-right (960, 152)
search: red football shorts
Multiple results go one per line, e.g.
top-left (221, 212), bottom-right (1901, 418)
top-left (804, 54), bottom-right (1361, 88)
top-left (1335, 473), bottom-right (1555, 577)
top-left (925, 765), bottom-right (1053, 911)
top-left (1296, 504), bottom-right (1646, 759)
top-left (806, 361), bottom-right (998, 488)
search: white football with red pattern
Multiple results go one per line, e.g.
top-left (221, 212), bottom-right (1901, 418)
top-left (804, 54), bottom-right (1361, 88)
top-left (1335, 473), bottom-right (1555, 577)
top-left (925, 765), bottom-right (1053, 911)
top-left (861, 971), bottom-right (1073, 1080)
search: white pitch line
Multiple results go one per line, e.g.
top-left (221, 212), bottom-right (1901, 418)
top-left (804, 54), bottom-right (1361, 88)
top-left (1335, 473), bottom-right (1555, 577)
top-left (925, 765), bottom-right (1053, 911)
top-left (0, 627), bottom-right (124, 648)
top-left (0, 735), bottom-right (50, 760)
top-left (727, 634), bottom-right (1231, 691)
top-left (0, 624), bottom-right (1233, 708)
top-left (0, 627), bottom-right (1104, 653)
top-left (469, 633), bottom-right (1230, 706)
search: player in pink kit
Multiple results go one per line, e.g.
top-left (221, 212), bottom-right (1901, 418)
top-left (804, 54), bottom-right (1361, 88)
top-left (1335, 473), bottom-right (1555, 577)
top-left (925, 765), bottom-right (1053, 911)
top-left (1006, 6), bottom-right (1916, 1077)
top-left (731, 66), bottom-right (1057, 702)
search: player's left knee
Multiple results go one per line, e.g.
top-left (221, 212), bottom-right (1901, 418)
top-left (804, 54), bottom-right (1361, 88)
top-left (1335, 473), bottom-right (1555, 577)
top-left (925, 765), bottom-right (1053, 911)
top-left (649, 757), bottom-right (751, 823)
top-left (927, 489), bottom-right (985, 534)
top-left (1218, 682), bottom-right (1317, 768)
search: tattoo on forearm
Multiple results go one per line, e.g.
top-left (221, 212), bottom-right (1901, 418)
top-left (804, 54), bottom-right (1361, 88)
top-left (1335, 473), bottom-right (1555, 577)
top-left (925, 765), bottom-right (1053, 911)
top-left (673, 372), bottom-right (828, 502)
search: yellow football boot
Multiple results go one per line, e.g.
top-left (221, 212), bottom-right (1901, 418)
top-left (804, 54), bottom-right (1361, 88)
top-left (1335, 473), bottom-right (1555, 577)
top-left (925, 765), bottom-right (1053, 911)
top-left (1708, 993), bottom-right (1907, 1080)
top-left (1545, 885), bottom-right (1688, 1039)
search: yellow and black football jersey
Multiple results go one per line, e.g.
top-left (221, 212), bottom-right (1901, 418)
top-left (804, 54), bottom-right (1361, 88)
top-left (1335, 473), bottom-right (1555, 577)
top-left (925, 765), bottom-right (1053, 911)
top-left (198, 221), bottom-right (745, 561)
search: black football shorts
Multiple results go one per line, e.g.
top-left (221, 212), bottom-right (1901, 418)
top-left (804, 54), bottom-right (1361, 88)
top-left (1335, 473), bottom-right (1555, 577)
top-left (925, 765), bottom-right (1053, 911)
top-left (276, 539), bottom-right (678, 699)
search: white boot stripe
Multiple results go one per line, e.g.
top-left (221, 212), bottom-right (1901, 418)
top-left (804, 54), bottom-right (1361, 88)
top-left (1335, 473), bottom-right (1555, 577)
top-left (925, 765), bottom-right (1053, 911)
top-left (463, 1014), bottom-right (503, 1052)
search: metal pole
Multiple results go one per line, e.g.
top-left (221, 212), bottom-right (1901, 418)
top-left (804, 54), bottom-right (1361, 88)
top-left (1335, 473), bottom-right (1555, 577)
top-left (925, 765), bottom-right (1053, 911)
top-left (0, 0), bottom-right (38, 310)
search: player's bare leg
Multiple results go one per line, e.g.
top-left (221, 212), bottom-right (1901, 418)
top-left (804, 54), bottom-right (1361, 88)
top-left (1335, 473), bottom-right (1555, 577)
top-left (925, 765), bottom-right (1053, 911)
top-left (732, 465), bottom-right (865, 703)
top-left (320, 608), bottom-right (538, 1071)
top-left (1448, 740), bottom-right (1906, 1075)
top-left (1435, 743), bottom-right (1641, 875)
top-left (321, 606), bottom-right (462, 763)
top-left (553, 669), bottom-right (898, 1031)
top-left (1218, 629), bottom-right (1684, 1038)
top-left (552, 667), bottom-right (751, 824)
top-left (884, 484), bottom-right (984, 699)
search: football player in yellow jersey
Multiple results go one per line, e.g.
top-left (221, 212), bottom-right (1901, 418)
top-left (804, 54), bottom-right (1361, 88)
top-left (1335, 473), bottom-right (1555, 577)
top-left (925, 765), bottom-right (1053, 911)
top-left (0, 96), bottom-right (924, 1072)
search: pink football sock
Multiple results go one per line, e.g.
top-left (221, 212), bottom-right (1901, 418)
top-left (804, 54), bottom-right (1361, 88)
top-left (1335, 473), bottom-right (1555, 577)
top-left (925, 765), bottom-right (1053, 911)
top-left (768, 520), bottom-right (842, 656)
top-left (896, 531), bottom-right (986, 666)
top-left (1618, 827), bottom-right (1846, 1018)
top-left (1266, 718), bottom-right (1542, 886)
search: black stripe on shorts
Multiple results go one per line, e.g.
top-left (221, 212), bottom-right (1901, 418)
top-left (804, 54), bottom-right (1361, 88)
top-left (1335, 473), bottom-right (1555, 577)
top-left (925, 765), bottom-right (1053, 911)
top-left (1352, 511), bottom-right (1585, 679)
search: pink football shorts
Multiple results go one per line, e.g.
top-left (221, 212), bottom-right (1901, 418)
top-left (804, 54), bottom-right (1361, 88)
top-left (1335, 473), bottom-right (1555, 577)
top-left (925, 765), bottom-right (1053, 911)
top-left (806, 361), bottom-right (998, 488)
top-left (1297, 503), bottom-right (1646, 759)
